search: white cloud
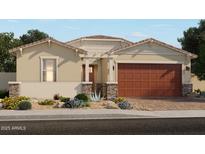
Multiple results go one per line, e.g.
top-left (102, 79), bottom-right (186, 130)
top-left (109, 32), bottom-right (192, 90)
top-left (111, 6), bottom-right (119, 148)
top-left (131, 32), bottom-right (148, 38)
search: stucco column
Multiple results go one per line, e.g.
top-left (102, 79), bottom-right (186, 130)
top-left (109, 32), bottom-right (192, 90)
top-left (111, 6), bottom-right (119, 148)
top-left (108, 58), bottom-right (114, 82)
top-left (85, 58), bottom-right (89, 82)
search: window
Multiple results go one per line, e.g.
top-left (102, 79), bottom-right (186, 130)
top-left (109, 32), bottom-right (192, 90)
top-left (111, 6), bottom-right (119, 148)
top-left (41, 58), bottom-right (57, 82)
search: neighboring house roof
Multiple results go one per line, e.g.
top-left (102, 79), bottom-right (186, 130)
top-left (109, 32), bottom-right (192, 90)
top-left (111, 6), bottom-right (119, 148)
top-left (9, 37), bottom-right (87, 54)
top-left (66, 35), bottom-right (134, 45)
top-left (109, 38), bottom-right (198, 58)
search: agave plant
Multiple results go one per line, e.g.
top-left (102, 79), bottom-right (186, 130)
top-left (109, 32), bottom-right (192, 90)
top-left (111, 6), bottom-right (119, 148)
top-left (90, 90), bottom-right (101, 102)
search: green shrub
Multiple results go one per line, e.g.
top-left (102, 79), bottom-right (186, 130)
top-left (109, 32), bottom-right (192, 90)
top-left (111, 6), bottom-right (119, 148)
top-left (83, 101), bottom-right (91, 107)
top-left (113, 97), bottom-right (125, 104)
top-left (59, 96), bottom-right (70, 102)
top-left (2, 96), bottom-right (30, 110)
top-left (0, 90), bottom-right (9, 99)
top-left (53, 94), bottom-right (60, 100)
top-left (75, 93), bottom-right (88, 102)
top-left (64, 98), bottom-right (81, 108)
top-left (118, 101), bottom-right (132, 110)
top-left (64, 98), bottom-right (89, 108)
top-left (38, 99), bottom-right (55, 105)
top-left (18, 100), bottom-right (32, 110)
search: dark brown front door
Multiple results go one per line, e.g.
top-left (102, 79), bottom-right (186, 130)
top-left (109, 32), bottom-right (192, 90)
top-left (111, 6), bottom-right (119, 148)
top-left (118, 63), bottom-right (182, 97)
top-left (82, 65), bottom-right (95, 83)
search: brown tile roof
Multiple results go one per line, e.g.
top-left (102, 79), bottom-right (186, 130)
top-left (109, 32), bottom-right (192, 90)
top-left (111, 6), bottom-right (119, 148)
top-left (84, 35), bottom-right (126, 39)
top-left (110, 38), bottom-right (198, 58)
top-left (9, 37), bottom-right (87, 54)
top-left (10, 36), bottom-right (197, 59)
top-left (66, 35), bottom-right (134, 45)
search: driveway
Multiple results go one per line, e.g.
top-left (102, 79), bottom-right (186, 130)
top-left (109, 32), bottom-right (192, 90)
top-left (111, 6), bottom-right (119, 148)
top-left (127, 97), bottom-right (205, 111)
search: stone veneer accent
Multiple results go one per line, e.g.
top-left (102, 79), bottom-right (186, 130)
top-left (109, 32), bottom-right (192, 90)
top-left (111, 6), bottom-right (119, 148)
top-left (182, 84), bottom-right (193, 96)
top-left (106, 83), bottom-right (118, 99)
top-left (8, 82), bottom-right (21, 97)
top-left (93, 83), bottom-right (118, 99)
top-left (81, 82), bottom-right (93, 95)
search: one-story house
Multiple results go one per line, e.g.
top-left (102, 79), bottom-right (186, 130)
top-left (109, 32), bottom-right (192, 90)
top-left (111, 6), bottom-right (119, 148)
top-left (8, 35), bottom-right (197, 98)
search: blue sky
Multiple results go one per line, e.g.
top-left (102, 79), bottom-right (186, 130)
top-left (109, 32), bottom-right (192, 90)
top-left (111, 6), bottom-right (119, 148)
top-left (0, 19), bottom-right (200, 47)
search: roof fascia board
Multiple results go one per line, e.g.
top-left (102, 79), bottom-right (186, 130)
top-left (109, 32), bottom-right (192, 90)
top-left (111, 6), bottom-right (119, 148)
top-left (81, 38), bottom-right (125, 42)
top-left (9, 38), bottom-right (87, 54)
top-left (9, 39), bottom-right (48, 53)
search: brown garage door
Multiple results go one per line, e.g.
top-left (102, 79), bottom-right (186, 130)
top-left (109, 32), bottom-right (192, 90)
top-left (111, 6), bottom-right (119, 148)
top-left (118, 63), bottom-right (182, 97)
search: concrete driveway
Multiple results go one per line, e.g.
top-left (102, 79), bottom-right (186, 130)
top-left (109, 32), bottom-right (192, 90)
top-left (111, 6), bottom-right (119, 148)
top-left (126, 97), bottom-right (205, 111)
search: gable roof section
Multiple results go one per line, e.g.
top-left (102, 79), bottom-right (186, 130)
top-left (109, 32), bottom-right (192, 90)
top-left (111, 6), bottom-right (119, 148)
top-left (9, 37), bottom-right (87, 54)
top-left (10, 36), bottom-right (198, 59)
top-left (110, 38), bottom-right (198, 58)
top-left (66, 35), bottom-right (134, 45)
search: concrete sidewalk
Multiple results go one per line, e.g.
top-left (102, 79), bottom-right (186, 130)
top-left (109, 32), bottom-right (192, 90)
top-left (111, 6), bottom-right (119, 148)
top-left (1, 109), bottom-right (205, 134)
top-left (1, 109), bottom-right (205, 121)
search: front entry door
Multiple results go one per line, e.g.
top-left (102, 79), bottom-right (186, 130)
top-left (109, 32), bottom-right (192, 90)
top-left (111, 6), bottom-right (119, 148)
top-left (82, 65), bottom-right (95, 83)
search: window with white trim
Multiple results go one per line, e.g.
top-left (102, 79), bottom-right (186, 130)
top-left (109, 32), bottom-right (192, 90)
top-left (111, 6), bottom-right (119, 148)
top-left (42, 59), bottom-right (57, 82)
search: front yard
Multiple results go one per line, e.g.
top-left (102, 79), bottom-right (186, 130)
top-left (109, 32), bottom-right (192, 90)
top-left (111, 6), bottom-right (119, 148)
top-left (1, 91), bottom-right (205, 111)
top-left (14, 97), bottom-right (205, 111)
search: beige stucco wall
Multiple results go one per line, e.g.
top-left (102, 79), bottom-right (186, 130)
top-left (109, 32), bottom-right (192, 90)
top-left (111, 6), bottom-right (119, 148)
top-left (16, 42), bottom-right (82, 82)
top-left (97, 58), bottom-right (109, 83)
top-left (68, 39), bottom-right (129, 57)
top-left (116, 43), bottom-right (182, 55)
top-left (0, 72), bottom-right (16, 90)
top-left (20, 82), bottom-right (82, 98)
top-left (192, 75), bottom-right (205, 91)
top-left (101, 58), bottom-right (108, 83)
top-left (115, 44), bottom-right (192, 84)
top-left (96, 59), bottom-right (102, 83)
top-left (16, 40), bottom-right (193, 86)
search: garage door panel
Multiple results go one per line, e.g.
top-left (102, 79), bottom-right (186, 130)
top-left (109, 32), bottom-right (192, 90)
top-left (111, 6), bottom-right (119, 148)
top-left (118, 63), bottom-right (182, 97)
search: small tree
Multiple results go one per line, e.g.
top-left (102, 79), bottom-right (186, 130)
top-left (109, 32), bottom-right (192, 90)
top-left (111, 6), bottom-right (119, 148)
top-left (20, 29), bottom-right (49, 44)
top-left (0, 32), bottom-right (21, 72)
top-left (178, 20), bottom-right (205, 80)
top-left (0, 29), bottom-right (49, 72)
top-left (195, 42), bottom-right (205, 80)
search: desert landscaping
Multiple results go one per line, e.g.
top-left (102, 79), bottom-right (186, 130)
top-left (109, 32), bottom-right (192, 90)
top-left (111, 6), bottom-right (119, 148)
top-left (1, 90), bottom-right (205, 111)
